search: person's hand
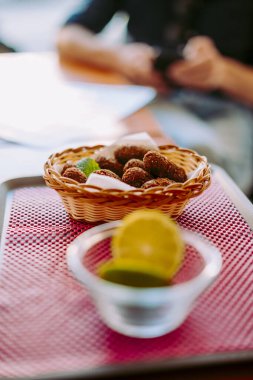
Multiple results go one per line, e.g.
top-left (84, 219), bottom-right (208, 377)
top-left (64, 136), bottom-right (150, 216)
top-left (115, 43), bottom-right (168, 93)
top-left (166, 36), bottom-right (226, 91)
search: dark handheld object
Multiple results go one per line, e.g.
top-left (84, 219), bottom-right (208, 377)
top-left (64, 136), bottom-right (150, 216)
top-left (153, 46), bottom-right (184, 72)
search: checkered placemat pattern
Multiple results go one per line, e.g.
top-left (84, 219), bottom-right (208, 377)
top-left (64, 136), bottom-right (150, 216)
top-left (0, 179), bottom-right (253, 378)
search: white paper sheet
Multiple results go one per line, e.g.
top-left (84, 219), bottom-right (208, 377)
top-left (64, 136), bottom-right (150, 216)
top-left (0, 54), bottom-right (156, 148)
top-left (72, 82), bottom-right (156, 119)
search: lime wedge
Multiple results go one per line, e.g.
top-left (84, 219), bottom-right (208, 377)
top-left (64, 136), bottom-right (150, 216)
top-left (76, 158), bottom-right (100, 177)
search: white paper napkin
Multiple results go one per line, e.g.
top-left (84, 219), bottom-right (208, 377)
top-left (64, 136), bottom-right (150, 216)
top-left (93, 132), bottom-right (158, 160)
top-left (86, 173), bottom-right (135, 191)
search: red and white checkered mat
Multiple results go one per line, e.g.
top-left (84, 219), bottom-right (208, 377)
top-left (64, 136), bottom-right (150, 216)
top-left (1, 179), bottom-right (253, 378)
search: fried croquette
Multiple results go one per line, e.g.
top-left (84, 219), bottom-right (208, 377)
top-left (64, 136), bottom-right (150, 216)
top-left (114, 145), bottom-right (150, 164)
top-left (94, 169), bottom-right (121, 180)
top-left (123, 159), bottom-right (145, 172)
top-left (95, 156), bottom-right (123, 177)
top-left (61, 162), bottom-right (74, 175)
top-left (142, 178), bottom-right (175, 189)
top-left (143, 150), bottom-right (187, 183)
top-left (63, 167), bottom-right (87, 183)
top-left (122, 167), bottom-right (152, 187)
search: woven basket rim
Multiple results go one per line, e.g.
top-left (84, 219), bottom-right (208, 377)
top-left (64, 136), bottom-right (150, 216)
top-left (43, 144), bottom-right (211, 198)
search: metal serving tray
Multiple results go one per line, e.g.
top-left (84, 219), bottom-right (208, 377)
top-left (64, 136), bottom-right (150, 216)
top-left (0, 168), bottom-right (253, 380)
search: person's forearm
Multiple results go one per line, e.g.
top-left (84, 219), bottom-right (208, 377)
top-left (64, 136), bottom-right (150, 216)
top-left (220, 57), bottom-right (253, 106)
top-left (57, 25), bottom-right (120, 71)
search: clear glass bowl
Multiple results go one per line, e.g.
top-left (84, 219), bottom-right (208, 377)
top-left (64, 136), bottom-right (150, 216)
top-left (67, 221), bottom-right (222, 338)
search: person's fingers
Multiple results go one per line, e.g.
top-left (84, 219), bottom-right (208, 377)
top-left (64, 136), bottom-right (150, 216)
top-left (166, 59), bottom-right (220, 90)
top-left (117, 43), bottom-right (167, 89)
top-left (183, 36), bottom-right (219, 61)
top-left (126, 43), bottom-right (157, 61)
top-left (168, 59), bottom-right (211, 79)
top-left (135, 44), bottom-right (157, 59)
top-left (130, 68), bottom-right (168, 91)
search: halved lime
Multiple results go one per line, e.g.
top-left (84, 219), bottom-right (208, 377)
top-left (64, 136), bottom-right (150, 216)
top-left (111, 209), bottom-right (184, 279)
top-left (98, 258), bottom-right (169, 287)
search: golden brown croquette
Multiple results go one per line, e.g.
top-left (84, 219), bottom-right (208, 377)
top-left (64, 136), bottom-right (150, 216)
top-left (123, 159), bottom-right (145, 172)
top-left (63, 167), bottom-right (87, 183)
top-left (122, 167), bottom-right (152, 187)
top-left (143, 150), bottom-right (187, 183)
top-left (114, 145), bottom-right (150, 164)
top-left (61, 162), bottom-right (75, 175)
top-left (94, 169), bottom-right (121, 180)
top-left (95, 156), bottom-right (123, 177)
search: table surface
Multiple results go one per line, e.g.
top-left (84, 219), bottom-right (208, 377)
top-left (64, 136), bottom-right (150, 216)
top-left (60, 54), bottom-right (170, 143)
top-left (0, 52), bottom-right (169, 184)
top-left (0, 52), bottom-right (253, 380)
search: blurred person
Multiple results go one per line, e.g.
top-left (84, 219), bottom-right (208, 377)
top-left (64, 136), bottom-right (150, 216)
top-left (57, 0), bottom-right (253, 194)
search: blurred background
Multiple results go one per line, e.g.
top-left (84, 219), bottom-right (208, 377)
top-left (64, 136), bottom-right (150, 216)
top-left (0, 0), bottom-right (127, 52)
top-left (0, 0), bottom-right (86, 52)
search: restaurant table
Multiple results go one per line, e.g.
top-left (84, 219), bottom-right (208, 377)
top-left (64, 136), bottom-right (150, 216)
top-left (0, 52), bottom-right (253, 380)
top-left (0, 52), bottom-right (169, 184)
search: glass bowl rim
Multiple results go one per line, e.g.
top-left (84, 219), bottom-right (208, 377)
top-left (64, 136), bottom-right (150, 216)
top-left (67, 221), bottom-right (222, 302)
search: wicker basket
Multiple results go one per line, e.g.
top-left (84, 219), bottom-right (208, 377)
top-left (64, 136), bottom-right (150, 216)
top-left (44, 144), bottom-right (211, 222)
